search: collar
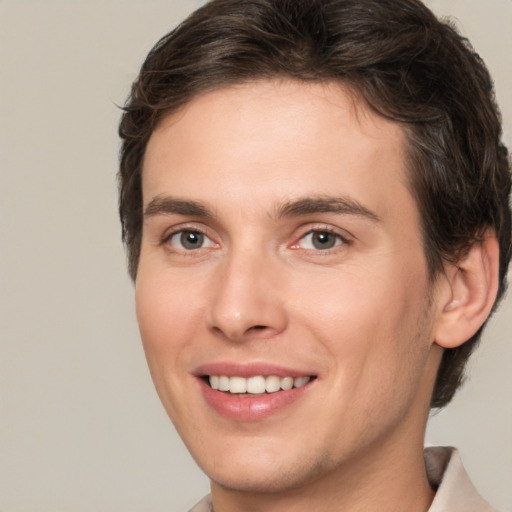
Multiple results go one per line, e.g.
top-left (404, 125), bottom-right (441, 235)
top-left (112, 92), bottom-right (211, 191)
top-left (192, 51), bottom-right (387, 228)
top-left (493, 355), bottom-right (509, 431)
top-left (425, 446), bottom-right (496, 512)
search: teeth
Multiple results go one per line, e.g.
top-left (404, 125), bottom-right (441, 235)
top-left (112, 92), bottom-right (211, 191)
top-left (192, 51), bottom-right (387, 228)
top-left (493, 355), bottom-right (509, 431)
top-left (208, 375), bottom-right (311, 394)
top-left (210, 375), bottom-right (219, 390)
top-left (280, 376), bottom-right (294, 390)
top-left (265, 375), bottom-right (281, 393)
top-left (247, 376), bottom-right (266, 394)
top-left (294, 376), bottom-right (310, 388)
top-left (229, 376), bottom-right (247, 393)
top-left (219, 376), bottom-right (230, 391)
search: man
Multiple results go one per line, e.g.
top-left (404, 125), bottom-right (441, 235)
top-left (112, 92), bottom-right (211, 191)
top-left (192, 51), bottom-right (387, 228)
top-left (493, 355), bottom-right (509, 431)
top-left (118, 0), bottom-right (511, 511)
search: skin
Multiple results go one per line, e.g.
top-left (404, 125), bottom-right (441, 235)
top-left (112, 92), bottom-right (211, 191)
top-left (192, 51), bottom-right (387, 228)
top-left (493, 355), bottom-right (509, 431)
top-left (136, 79), bottom-right (453, 512)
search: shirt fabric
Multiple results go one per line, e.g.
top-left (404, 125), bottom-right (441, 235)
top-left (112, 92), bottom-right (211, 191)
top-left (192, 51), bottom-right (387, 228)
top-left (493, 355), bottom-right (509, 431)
top-left (188, 446), bottom-right (497, 512)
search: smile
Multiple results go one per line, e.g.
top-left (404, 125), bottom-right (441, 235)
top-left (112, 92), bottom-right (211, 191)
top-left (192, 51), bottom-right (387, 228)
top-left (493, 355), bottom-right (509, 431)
top-left (198, 368), bottom-right (316, 421)
top-left (208, 375), bottom-right (312, 395)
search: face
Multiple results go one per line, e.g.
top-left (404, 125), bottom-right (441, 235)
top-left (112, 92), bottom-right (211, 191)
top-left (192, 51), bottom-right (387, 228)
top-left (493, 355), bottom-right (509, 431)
top-left (137, 80), bottom-right (443, 494)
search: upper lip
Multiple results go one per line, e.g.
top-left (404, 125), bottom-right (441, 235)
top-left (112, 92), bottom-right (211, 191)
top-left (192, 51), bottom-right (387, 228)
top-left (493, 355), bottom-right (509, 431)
top-left (194, 362), bottom-right (315, 379)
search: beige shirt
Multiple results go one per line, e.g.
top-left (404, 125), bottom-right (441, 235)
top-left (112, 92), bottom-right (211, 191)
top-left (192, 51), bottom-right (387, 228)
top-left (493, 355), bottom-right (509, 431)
top-left (188, 446), bottom-right (497, 512)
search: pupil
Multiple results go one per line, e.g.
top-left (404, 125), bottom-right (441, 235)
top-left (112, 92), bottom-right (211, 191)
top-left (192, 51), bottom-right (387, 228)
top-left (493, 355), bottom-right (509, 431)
top-left (313, 232), bottom-right (335, 249)
top-left (181, 231), bottom-right (203, 249)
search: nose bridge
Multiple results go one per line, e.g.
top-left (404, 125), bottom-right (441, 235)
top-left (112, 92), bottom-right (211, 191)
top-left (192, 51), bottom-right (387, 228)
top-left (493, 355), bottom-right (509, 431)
top-left (207, 241), bottom-right (287, 341)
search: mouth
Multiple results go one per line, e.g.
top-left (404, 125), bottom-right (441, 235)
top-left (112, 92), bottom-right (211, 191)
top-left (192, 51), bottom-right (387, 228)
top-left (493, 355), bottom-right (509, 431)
top-left (203, 375), bottom-right (315, 395)
top-left (195, 364), bottom-right (317, 420)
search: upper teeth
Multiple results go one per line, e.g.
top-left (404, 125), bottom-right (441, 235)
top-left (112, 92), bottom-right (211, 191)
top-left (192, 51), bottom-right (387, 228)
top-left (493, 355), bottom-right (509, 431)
top-left (209, 375), bottom-right (311, 394)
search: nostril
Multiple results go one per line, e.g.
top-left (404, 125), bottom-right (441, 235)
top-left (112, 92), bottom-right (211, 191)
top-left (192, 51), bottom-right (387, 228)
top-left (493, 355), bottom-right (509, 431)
top-left (251, 325), bottom-right (267, 330)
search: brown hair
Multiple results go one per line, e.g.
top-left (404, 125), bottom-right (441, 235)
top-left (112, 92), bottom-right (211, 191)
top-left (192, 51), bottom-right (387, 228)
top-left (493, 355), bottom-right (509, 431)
top-left (118, 0), bottom-right (511, 408)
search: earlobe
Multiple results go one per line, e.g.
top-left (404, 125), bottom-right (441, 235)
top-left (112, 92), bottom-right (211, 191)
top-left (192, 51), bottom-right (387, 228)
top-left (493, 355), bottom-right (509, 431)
top-left (434, 232), bottom-right (500, 349)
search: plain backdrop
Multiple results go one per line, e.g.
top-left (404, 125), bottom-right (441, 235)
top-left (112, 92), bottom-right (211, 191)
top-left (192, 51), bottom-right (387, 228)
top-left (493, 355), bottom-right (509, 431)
top-left (1, 1), bottom-right (511, 511)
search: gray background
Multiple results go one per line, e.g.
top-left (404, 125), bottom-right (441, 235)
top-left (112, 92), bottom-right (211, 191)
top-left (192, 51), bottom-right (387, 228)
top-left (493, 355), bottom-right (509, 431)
top-left (1, 1), bottom-right (510, 511)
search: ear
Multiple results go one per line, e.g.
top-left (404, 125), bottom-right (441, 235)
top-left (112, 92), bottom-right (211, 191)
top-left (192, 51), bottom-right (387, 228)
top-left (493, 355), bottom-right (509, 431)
top-left (434, 232), bottom-right (500, 349)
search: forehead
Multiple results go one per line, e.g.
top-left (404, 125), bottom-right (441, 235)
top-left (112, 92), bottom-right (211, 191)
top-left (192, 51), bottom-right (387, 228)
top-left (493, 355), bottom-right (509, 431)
top-left (142, 79), bottom-right (413, 222)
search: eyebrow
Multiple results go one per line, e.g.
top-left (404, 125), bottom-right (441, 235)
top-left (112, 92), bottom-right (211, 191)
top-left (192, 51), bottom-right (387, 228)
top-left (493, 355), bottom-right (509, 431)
top-left (143, 195), bottom-right (381, 223)
top-left (277, 196), bottom-right (381, 222)
top-left (144, 197), bottom-right (213, 218)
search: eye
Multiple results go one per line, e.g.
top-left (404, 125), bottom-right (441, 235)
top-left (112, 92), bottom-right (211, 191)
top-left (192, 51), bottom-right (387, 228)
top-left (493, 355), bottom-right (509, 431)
top-left (298, 230), bottom-right (344, 250)
top-left (167, 230), bottom-right (216, 251)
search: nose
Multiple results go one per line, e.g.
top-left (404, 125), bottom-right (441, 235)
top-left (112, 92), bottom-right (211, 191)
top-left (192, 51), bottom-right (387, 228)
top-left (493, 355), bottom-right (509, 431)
top-left (206, 248), bottom-right (288, 342)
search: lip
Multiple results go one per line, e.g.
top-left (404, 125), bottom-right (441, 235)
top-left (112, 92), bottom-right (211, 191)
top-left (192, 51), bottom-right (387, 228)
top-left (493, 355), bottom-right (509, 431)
top-left (194, 362), bottom-right (313, 379)
top-left (194, 362), bottom-right (316, 422)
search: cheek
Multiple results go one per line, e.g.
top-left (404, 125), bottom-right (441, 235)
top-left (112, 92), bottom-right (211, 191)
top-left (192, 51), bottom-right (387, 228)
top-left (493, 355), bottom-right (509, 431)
top-left (295, 258), bottom-right (427, 336)
top-left (134, 267), bottom-right (205, 381)
top-left (136, 277), bottom-right (172, 352)
top-left (136, 264), bottom-right (204, 336)
top-left (292, 258), bottom-right (432, 395)
top-left (134, 269), bottom-right (207, 424)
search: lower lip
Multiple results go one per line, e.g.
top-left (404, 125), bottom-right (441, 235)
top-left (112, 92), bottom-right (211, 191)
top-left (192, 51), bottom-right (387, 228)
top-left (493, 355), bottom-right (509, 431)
top-left (198, 378), bottom-right (313, 421)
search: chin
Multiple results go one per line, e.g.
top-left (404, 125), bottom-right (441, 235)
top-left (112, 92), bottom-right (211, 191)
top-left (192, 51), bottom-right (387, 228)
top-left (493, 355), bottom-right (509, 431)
top-left (210, 467), bottom-right (312, 495)
top-left (199, 447), bottom-right (330, 495)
